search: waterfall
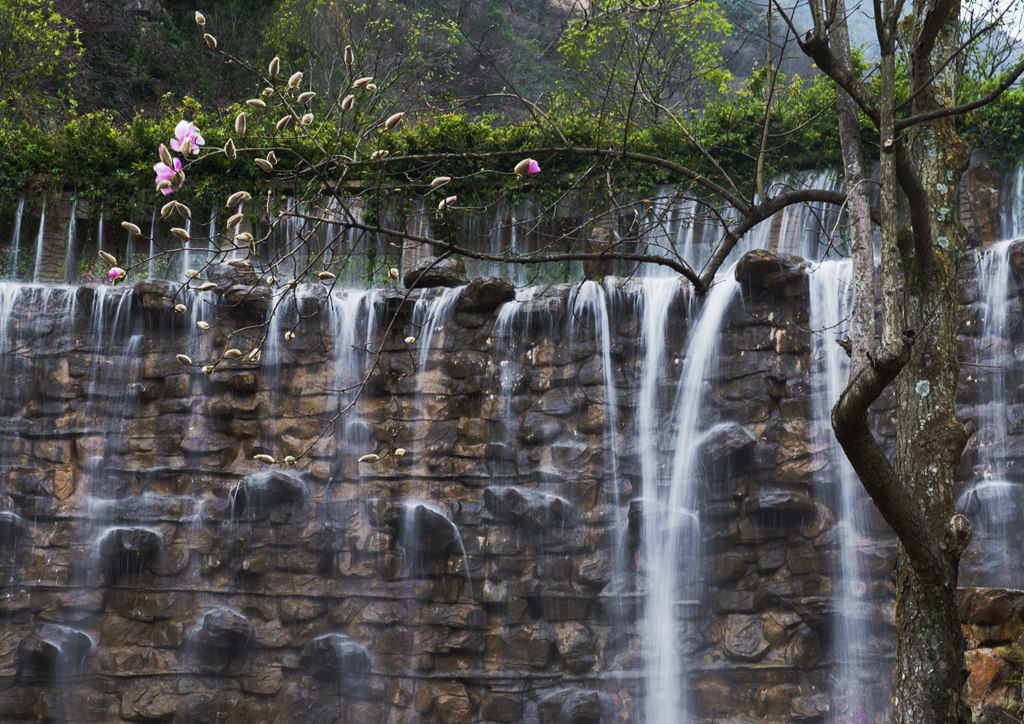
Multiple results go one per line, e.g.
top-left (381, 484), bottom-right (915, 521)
top-left (638, 274), bottom-right (737, 723)
top-left (96, 205), bottom-right (105, 259)
top-left (32, 196), bottom-right (47, 282)
top-left (63, 198), bottom-right (78, 283)
top-left (7, 195), bottom-right (24, 277)
top-left (1003, 162), bottom-right (1024, 240)
top-left (808, 261), bottom-right (894, 720)
top-left (148, 208), bottom-right (157, 278)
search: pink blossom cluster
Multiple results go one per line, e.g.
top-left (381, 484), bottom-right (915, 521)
top-left (153, 121), bottom-right (205, 196)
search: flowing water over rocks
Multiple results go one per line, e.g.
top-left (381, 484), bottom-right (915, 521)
top-left (0, 163), bottom-right (1023, 721)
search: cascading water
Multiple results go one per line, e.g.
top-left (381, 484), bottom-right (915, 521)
top-left (637, 274), bottom-right (737, 723)
top-left (6, 195), bottom-right (24, 277)
top-left (808, 261), bottom-right (894, 721)
top-left (63, 198), bottom-right (78, 283)
top-left (1003, 162), bottom-right (1024, 240)
top-left (958, 237), bottom-right (1024, 588)
top-left (32, 196), bottom-right (47, 282)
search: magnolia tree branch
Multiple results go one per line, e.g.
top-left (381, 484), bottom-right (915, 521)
top-left (831, 332), bottom-right (951, 585)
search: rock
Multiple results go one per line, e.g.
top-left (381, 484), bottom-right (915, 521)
top-left (404, 257), bottom-right (468, 289)
top-left (382, 502), bottom-right (463, 558)
top-left (458, 277), bottom-right (515, 312)
top-left (299, 633), bottom-right (372, 682)
top-left (537, 688), bottom-right (612, 724)
top-left (222, 284), bottom-right (273, 315)
top-left (16, 625), bottom-right (92, 680)
top-left (714, 614), bottom-right (770, 662)
top-left (698, 422), bottom-right (758, 468)
top-left (734, 249), bottom-right (808, 295)
top-left (554, 623), bottom-right (597, 673)
top-left (190, 608), bottom-right (253, 667)
top-left (483, 485), bottom-right (574, 530)
top-left (0, 511), bottom-right (30, 544)
top-left (204, 261), bottom-right (259, 289)
top-left (229, 471), bottom-right (307, 518)
top-left (98, 527), bottom-right (162, 580)
top-left (961, 150), bottom-right (1002, 247)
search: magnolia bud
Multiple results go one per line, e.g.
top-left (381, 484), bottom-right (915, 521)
top-left (197, 282), bottom-right (217, 292)
top-left (353, 76), bottom-right (373, 88)
top-left (268, 56), bottom-right (280, 79)
top-left (255, 158), bottom-right (274, 172)
top-left (284, 330), bottom-right (295, 341)
top-left (296, 91), bottom-right (315, 104)
top-left (160, 200), bottom-right (176, 218)
top-left (234, 232), bottom-right (254, 244)
top-left (195, 11), bottom-right (205, 26)
top-left (185, 269), bottom-right (200, 278)
top-left (370, 149), bottom-right (389, 161)
top-left (365, 83), bottom-right (377, 91)
top-left (288, 71), bottom-right (303, 89)
top-left (197, 321), bottom-right (210, 330)
top-left (275, 115), bottom-right (292, 131)
top-left (226, 212), bottom-right (244, 229)
top-left (121, 221), bottom-right (142, 236)
top-left (384, 112), bottom-right (404, 131)
top-left (170, 227), bottom-right (190, 241)
top-left (176, 354), bottom-right (193, 366)
top-left (180, 137), bottom-right (192, 156)
top-left (344, 45), bottom-right (355, 66)
top-left (404, 336), bottom-right (416, 344)
top-left (203, 33), bottom-right (217, 48)
top-left (254, 454), bottom-right (276, 464)
top-left (224, 138), bottom-right (236, 159)
top-left (430, 176), bottom-right (451, 189)
top-left (175, 201), bottom-right (191, 219)
top-left (261, 86), bottom-right (274, 97)
top-left (226, 191), bottom-right (251, 207)
top-left (99, 250), bottom-right (118, 265)
top-left (201, 364), bottom-right (214, 375)
top-left (357, 453), bottom-right (379, 463)
top-left (317, 271), bottom-right (336, 280)
top-left (159, 143), bottom-right (174, 168)
top-left (341, 94), bottom-right (355, 111)
top-left (156, 180), bottom-right (172, 191)
top-left (394, 448), bottom-right (406, 457)
top-left (235, 112), bottom-right (246, 136)
top-left (246, 98), bottom-right (267, 109)
top-left (437, 195), bottom-right (456, 212)
top-left (174, 304), bottom-right (187, 314)
top-left (224, 348), bottom-right (243, 359)
top-left (389, 267), bottom-right (400, 280)
top-left (267, 150), bottom-right (277, 164)
top-left (300, 113), bottom-right (314, 126)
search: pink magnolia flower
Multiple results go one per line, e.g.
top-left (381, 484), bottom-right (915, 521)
top-left (154, 146), bottom-right (184, 196)
top-left (170, 120), bottom-right (204, 156)
top-left (514, 158), bottom-right (541, 176)
top-left (108, 266), bottom-right (127, 284)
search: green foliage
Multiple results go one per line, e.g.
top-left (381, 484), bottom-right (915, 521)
top-left (961, 86), bottom-right (1024, 169)
top-left (0, 0), bottom-right (82, 123)
top-left (557, 0), bottom-right (733, 126)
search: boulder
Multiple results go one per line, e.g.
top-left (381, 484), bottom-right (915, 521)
top-left (191, 608), bottom-right (253, 667)
top-left (483, 485), bottom-right (574, 530)
top-left (299, 633), bottom-right (372, 681)
top-left (458, 277), bottom-right (515, 313)
top-left (98, 527), bottom-right (162, 580)
top-left (538, 688), bottom-right (613, 724)
top-left (382, 502), bottom-right (463, 558)
top-left (404, 258), bottom-right (468, 289)
top-left (735, 249), bottom-right (808, 295)
top-left (16, 624), bottom-right (93, 680)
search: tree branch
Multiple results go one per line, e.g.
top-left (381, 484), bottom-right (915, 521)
top-left (896, 56), bottom-right (1024, 130)
top-left (831, 331), bottom-right (950, 584)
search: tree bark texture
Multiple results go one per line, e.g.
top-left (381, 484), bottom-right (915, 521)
top-left (892, 0), bottom-right (972, 720)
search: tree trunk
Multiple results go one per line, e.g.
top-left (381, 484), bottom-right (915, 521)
top-left (892, 1), bottom-right (973, 720)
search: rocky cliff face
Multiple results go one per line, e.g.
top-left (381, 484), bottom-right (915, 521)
top-left (0, 252), bottom-right (1019, 723)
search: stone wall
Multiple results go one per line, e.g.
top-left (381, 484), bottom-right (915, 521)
top-left (0, 251), bottom-right (1018, 723)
